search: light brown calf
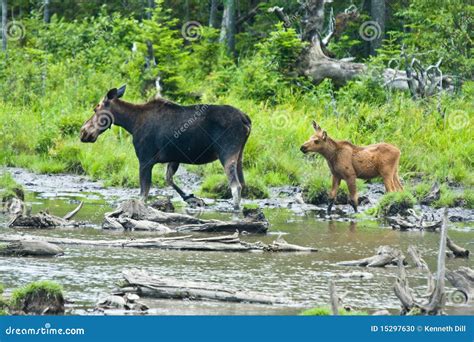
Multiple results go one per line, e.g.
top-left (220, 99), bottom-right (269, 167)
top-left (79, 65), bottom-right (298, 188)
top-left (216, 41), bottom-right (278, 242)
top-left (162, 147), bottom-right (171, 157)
top-left (300, 121), bottom-right (403, 213)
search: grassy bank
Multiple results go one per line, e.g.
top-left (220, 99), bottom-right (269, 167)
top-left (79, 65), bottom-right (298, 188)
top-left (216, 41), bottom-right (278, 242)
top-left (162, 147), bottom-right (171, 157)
top-left (0, 11), bottom-right (472, 201)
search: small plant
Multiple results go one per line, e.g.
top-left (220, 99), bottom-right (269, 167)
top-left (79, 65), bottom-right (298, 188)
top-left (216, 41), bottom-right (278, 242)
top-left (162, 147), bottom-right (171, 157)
top-left (10, 281), bottom-right (65, 315)
top-left (375, 191), bottom-right (416, 216)
top-left (300, 306), bottom-right (367, 316)
top-left (0, 284), bottom-right (7, 316)
top-left (0, 172), bottom-right (24, 201)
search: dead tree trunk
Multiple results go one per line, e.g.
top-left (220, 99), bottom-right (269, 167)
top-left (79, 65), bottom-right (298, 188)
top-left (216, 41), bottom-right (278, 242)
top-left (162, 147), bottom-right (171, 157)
top-left (121, 269), bottom-right (285, 304)
top-left (1, 0), bottom-right (7, 51)
top-left (209, 0), bottom-right (219, 28)
top-left (220, 0), bottom-right (236, 56)
top-left (369, 0), bottom-right (385, 55)
top-left (44, 0), bottom-right (51, 24)
top-left (272, 2), bottom-right (451, 94)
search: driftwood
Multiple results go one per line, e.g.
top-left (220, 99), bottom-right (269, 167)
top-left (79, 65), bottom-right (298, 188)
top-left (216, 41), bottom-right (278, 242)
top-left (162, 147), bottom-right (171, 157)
top-left (328, 280), bottom-right (339, 316)
top-left (420, 182), bottom-right (441, 205)
top-left (0, 232), bottom-right (317, 253)
top-left (337, 246), bottom-right (404, 267)
top-left (271, 2), bottom-right (453, 94)
top-left (8, 201), bottom-right (84, 229)
top-left (407, 245), bottom-right (434, 297)
top-left (0, 240), bottom-right (64, 257)
top-left (388, 210), bottom-right (442, 231)
top-left (120, 269), bottom-right (285, 305)
top-left (394, 211), bottom-right (448, 315)
top-left (103, 200), bottom-right (268, 234)
top-left (446, 267), bottom-right (473, 303)
top-left (446, 236), bottom-right (470, 258)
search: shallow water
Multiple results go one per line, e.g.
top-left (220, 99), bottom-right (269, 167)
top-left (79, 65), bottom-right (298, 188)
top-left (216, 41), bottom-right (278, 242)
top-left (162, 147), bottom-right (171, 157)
top-left (0, 181), bottom-right (473, 315)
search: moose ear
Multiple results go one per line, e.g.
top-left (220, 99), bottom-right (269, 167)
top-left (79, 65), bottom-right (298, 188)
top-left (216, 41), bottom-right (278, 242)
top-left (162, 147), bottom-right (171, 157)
top-left (117, 84), bottom-right (126, 98)
top-left (106, 88), bottom-right (118, 100)
top-left (322, 131), bottom-right (327, 141)
top-left (312, 120), bottom-right (320, 131)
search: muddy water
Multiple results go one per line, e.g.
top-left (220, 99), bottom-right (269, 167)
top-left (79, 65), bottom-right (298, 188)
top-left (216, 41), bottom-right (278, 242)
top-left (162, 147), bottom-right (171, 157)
top-left (0, 172), bottom-right (473, 315)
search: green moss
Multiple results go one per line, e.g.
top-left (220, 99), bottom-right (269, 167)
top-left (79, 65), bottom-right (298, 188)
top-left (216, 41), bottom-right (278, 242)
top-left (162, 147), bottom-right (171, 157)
top-left (11, 281), bottom-right (63, 308)
top-left (375, 191), bottom-right (416, 216)
top-left (408, 182), bottom-right (432, 201)
top-left (0, 172), bottom-right (24, 201)
top-left (302, 175), bottom-right (366, 205)
top-left (199, 173), bottom-right (269, 199)
top-left (300, 306), bottom-right (368, 316)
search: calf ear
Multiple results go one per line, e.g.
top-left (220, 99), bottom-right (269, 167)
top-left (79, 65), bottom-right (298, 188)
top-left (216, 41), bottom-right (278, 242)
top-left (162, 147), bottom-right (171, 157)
top-left (106, 88), bottom-right (118, 100)
top-left (117, 84), bottom-right (127, 98)
top-left (322, 131), bottom-right (327, 141)
top-left (312, 120), bottom-right (320, 131)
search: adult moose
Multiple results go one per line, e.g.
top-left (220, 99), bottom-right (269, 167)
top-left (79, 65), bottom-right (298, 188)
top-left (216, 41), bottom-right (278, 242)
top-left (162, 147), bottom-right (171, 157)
top-left (301, 120), bottom-right (402, 214)
top-left (80, 86), bottom-right (251, 210)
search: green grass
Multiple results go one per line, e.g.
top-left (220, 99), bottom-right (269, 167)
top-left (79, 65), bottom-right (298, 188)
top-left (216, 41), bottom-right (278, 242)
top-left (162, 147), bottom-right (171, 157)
top-left (10, 281), bottom-right (63, 308)
top-left (371, 191), bottom-right (416, 216)
top-left (300, 306), bottom-right (368, 316)
top-left (0, 15), bottom-right (472, 199)
top-left (0, 172), bottom-right (24, 201)
top-left (199, 173), bottom-right (269, 199)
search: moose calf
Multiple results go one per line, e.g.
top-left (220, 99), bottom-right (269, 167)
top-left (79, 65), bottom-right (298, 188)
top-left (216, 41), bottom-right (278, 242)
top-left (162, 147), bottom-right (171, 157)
top-left (300, 121), bottom-right (403, 213)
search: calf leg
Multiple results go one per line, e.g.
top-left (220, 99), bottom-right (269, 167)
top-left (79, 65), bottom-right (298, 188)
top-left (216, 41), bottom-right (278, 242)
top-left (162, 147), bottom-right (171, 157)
top-left (346, 177), bottom-right (358, 213)
top-left (166, 162), bottom-right (204, 206)
top-left (382, 173), bottom-right (396, 192)
top-left (139, 163), bottom-right (153, 201)
top-left (393, 166), bottom-right (403, 191)
top-left (327, 175), bottom-right (341, 215)
top-left (220, 154), bottom-right (242, 211)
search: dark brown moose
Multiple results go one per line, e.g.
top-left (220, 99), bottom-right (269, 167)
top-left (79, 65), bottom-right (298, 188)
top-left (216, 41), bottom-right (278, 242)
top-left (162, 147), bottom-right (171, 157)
top-left (80, 86), bottom-right (251, 210)
top-left (300, 120), bottom-right (403, 213)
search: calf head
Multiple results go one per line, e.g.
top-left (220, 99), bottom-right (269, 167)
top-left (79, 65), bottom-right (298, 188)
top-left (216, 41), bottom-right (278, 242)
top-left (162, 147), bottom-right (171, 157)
top-left (80, 85), bottom-right (126, 143)
top-left (300, 120), bottom-right (328, 154)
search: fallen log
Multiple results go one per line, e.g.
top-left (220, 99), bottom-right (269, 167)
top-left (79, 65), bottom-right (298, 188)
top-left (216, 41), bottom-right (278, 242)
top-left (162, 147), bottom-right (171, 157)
top-left (104, 199), bottom-right (268, 233)
top-left (388, 211), bottom-right (442, 231)
top-left (8, 201), bottom-right (84, 229)
top-left (0, 240), bottom-right (64, 257)
top-left (337, 246), bottom-right (404, 267)
top-left (446, 236), bottom-right (470, 258)
top-left (0, 232), bottom-right (317, 253)
top-left (120, 269), bottom-right (285, 305)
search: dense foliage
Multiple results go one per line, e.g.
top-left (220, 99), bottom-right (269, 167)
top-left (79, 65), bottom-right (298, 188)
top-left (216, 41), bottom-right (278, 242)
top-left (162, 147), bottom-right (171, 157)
top-left (0, 0), bottom-right (472, 201)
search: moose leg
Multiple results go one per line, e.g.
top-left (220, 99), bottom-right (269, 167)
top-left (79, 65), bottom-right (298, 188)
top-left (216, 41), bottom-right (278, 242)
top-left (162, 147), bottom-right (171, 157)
top-left (393, 166), bottom-right (403, 191)
top-left (327, 175), bottom-right (341, 215)
top-left (236, 148), bottom-right (245, 187)
top-left (346, 177), bottom-right (358, 213)
top-left (166, 162), bottom-right (204, 207)
top-left (139, 163), bottom-right (153, 201)
top-left (220, 154), bottom-right (242, 211)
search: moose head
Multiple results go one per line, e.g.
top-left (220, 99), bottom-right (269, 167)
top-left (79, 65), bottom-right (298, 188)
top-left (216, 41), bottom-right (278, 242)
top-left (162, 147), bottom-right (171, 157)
top-left (80, 85), bottom-right (126, 143)
top-left (300, 120), bottom-right (328, 154)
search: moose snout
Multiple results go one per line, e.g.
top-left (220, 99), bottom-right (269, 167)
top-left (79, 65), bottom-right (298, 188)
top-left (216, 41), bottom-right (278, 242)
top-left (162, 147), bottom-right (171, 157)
top-left (300, 145), bottom-right (308, 154)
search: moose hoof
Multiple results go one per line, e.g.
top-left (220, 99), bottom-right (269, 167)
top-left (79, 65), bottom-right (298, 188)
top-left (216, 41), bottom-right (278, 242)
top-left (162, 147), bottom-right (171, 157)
top-left (184, 195), bottom-right (205, 208)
